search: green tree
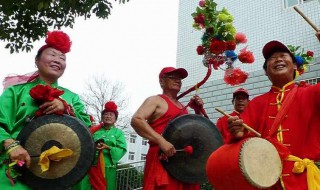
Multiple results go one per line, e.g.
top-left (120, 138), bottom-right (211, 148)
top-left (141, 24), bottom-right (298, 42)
top-left (0, 0), bottom-right (130, 53)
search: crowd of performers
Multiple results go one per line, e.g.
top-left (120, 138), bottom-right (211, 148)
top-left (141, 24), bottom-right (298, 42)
top-left (0, 28), bottom-right (320, 190)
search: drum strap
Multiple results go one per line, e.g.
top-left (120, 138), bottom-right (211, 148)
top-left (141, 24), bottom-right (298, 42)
top-left (268, 86), bottom-right (298, 137)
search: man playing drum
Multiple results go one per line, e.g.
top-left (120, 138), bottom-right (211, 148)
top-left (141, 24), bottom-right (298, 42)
top-left (227, 34), bottom-right (320, 190)
top-left (131, 67), bottom-right (205, 190)
top-left (216, 88), bottom-right (249, 143)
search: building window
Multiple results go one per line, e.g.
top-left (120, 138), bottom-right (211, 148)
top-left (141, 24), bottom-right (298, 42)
top-left (129, 152), bottom-right (135, 160)
top-left (130, 134), bottom-right (136, 143)
top-left (284, 0), bottom-right (299, 8)
top-left (141, 154), bottom-right (146, 161)
top-left (283, 0), bottom-right (314, 8)
top-left (142, 138), bottom-right (148, 146)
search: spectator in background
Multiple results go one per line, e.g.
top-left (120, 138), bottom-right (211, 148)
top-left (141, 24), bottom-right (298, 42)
top-left (216, 88), bottom-right (249, 143)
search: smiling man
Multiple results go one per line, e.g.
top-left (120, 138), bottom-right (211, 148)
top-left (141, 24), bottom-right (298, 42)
top-left (131, 67), bottom-right (205, 190)
top-left (216, 88), bottom-right (249, 143)
top-left (227, 39), bottom-right (320, 190)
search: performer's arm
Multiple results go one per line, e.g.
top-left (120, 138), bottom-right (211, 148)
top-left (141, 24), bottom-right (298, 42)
top-left (131, 96), bottom-right (176, 157)
top-left (0, 88), bottom-right (31, 167)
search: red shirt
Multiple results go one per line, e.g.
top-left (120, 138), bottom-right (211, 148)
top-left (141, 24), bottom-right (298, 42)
top-left (143, 94), bottom-right (200, 190)
top-left (240, 82), bottom-right (320, 190)
top-left (216, 111), bottom-right (239, 143)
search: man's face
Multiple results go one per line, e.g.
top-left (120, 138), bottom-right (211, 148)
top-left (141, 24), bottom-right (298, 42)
top-left (160, 72), bottom-right (183, 91)
top-left (266, 52), bottom-right (297, 85)
top-left (233, 93), bottom-right (249, 113)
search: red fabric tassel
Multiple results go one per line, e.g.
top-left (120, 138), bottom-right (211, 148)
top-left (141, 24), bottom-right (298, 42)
top-left (89, 151), bottom-right (107, 190)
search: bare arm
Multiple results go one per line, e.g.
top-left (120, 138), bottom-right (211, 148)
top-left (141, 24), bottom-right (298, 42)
top-left (131, 96), bottom-right (176, 156)
top-left (316, 30), bottom-right (320, 42)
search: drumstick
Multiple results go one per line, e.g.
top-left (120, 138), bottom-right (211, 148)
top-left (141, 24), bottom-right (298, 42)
top-left (293, 6), bottom-right (319, 31)
top-left (215, 107), bottom-right (261, 137)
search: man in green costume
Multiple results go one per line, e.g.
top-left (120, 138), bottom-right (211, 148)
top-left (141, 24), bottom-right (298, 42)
top-left (0, 31), bottom-right (91, 189)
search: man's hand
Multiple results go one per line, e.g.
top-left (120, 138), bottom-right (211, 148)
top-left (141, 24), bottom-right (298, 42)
top-left (158, 138), bottom-right (176, 157)
top-left (227, 116), bottom-right (245, 138)
top-left (191, 94), bottom-right (204, 107)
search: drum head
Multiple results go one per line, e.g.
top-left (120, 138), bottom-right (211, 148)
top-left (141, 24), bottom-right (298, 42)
top-left (240, 137), bottom-right (282, 189)
top-left (162, 114), bottom-right (223, 184)
top-left (16, 114), bottom-right (95, 190)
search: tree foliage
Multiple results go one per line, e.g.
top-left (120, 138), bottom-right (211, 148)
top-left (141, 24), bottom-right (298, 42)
top-left (0, 0), bottom-right (130, 53)
top-left (81, 75), bottom-right (131, 130)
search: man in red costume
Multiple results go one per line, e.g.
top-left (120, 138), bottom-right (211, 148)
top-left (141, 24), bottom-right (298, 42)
top-left (227, 37), bottom-right (320, 190)
top-left (216, 88), bottom-right (249, 143)
top-left (131, 67), bottom-right (204, 190)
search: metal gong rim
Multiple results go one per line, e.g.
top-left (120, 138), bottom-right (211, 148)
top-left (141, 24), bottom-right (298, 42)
top-left (16, 114), bottom-right (95, 190)
top-left (161, 114), bottom-right (223, 184)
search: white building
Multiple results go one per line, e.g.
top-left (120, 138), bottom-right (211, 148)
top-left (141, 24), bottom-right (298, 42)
top-left (119, 129), bottom-right (149, 163)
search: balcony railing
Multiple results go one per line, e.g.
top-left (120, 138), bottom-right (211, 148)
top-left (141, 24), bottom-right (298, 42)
top-left (116, 160), bottom-right (214, 190)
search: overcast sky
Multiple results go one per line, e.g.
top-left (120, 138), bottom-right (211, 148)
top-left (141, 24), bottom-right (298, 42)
top-left (0, 0), bottom-right (180, 114)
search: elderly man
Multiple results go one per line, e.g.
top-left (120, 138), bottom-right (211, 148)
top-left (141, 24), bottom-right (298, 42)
top-left (227, 38), bottom-right (320, 190)
top-left (131, 67), bottom-right (204, 190)
top-left (216, 88), bottom-right (249, 143)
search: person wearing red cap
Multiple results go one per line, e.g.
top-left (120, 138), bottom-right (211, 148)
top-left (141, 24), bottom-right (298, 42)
top-left (227, 38), bottom-right (320, 190)
top-left (216, 88), bottom-right (249, 143)
top-left (0, 31), bottom-right (92, 189)
top-left (76, 101), bottom-right (127, 190)
top-left (131, 67), bottom-right (204, 190)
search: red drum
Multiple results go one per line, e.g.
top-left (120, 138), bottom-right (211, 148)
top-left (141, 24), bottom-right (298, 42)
top-left (206, 137), bottom-right (282, 190)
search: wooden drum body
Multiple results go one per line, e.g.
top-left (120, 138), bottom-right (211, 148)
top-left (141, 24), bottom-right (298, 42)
top-left (206, 137), bottom-right (282, 190)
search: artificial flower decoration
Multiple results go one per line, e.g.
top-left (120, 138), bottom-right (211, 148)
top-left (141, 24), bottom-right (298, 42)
top-left (104, 101), bottom-right (118, 112)
top-left (192, 0), bottom-right (254, 85)
top-left (287, 45), bottom-right (314, 78)
top-left (38, 31), bottom-right (72, 54)
top-left (29, 85), bottom-right (65, 116)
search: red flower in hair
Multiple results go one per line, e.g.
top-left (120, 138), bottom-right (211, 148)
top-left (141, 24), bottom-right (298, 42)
top-left (45, 31), bottom-right (71, 53)
top-left (238, 46), bottom-right (254, 63)
top-left (104, 101), bottom-right (117, 112)
top-left (224, 68), bottom-right (249, 86)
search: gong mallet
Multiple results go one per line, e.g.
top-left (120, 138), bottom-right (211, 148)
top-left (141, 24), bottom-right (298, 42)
top-left (293, 6), bottom-right (319, 31)
top-left (215, 107), bottom-right (261, 137)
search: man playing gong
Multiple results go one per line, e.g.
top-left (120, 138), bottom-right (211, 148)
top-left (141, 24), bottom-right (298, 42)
top-left (131, 67), bottom-right (205, 190)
